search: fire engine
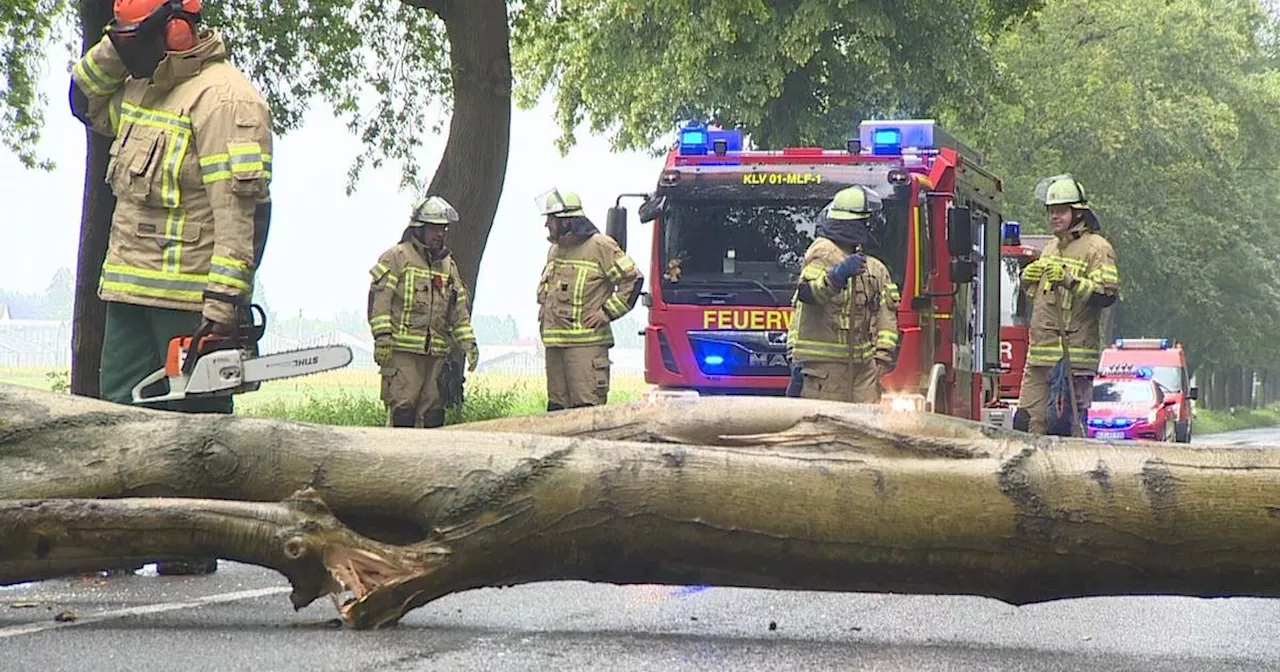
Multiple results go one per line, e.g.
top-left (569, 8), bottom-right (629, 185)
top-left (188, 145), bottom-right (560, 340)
top-left (604, 119), bottom-right (1033, 424)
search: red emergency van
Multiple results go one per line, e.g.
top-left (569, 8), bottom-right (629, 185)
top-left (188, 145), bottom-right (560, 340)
top-left (1095, 339), bottom-right (1196, 442)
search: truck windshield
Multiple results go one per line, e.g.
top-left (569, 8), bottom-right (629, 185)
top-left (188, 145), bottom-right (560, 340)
top-left (660, 198), bottom-right (907, 307)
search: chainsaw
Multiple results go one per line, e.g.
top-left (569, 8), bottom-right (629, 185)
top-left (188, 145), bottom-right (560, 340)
top-left (130, 304), bottom-right (353, 404)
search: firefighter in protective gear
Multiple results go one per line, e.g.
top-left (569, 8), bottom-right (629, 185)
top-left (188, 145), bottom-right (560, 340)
top-left (536, 188), bottom-right (644, 410)
top-left (69, 0), bottom-right (272, 576)
top-left (1013, 175), bottom-right (1120, 435)
top-left (789, 185), bottom-right (900, 403)
top-left (368, 196), bottom-right (479, 429)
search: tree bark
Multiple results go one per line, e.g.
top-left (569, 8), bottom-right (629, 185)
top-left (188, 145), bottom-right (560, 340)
top-left (70, 0), bottom-right (116, 397)
top-left (417, 0), bottom-right (512, 297)
top-left (7, 384), bottom-right (1280, 628)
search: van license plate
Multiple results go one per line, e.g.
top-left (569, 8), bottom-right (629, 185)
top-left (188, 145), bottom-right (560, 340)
top-left (1095, 430), bottom-right (1127, 440)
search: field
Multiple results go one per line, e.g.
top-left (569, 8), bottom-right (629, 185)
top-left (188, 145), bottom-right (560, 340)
top-left (0, 367), bottom-right (649, 427)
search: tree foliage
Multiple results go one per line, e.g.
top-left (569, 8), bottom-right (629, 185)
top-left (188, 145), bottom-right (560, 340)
top-left (959, 0), bottom-right (1280, 373)
top-left (0, 0), bottom-right (68, 169)
top-left (513, 0), bottom-right (1042, 152)
top-left (3, 0), bottom-right (454, 189)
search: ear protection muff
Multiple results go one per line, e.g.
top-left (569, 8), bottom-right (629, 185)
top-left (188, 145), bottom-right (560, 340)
top-left (165, 14), bottom-right (198, 51)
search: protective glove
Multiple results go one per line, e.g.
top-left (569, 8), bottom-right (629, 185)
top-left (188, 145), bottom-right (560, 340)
top-left (374, 336), bottom-right (393, 367)
top-left (1042, 262), bottom-right (1066, 284)
top-left (825, 253), bottom-right (866, 288)
top-left (1021, 259), bottom-right (1046, 283)
top-left (464, 340), bottom-right (480, 372)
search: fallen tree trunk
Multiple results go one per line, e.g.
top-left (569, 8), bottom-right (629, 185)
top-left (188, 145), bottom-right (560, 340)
top-left (4, 383), bottom-right (1280, 629)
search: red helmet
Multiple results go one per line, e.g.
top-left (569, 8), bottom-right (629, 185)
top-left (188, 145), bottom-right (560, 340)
top-left (113, 0), bottom-right (202, 51)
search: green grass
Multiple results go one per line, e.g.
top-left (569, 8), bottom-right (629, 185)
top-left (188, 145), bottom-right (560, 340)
top-left (0, 367), bottom-right (645, 426)
top-left (235, 370), bottom-right (644, 427)
top-left (1193, 405), bottom-right (1280, 436)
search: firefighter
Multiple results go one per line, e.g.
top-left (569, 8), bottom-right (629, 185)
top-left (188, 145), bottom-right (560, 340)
top-left (789, 185), bottom-right (900, 403)
top-left (368, 196), bottom-right (479, 429)
top-left (535, 189), bottom-right (644, 410)
top-left (69, 0), bottom-right (272, 575)
top-left (1013, 175), bottom-right (1120, 435)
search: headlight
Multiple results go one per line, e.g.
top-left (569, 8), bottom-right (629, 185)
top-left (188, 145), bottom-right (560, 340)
top-left (883, 393), bottom-right (926, 413)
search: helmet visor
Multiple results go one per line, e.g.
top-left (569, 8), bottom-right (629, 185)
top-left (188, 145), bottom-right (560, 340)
top-left (535, 188), bottom-right (569, 216)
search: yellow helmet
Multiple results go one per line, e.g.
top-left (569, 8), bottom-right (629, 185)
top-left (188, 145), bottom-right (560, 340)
top-left (824, 185), bottom-right (883, 220)
top-left (535, 188), bottom-right (585, 218)
top-left (410, 195), bottom-right (459, 225)
top-left (1035, 174), bottom-right (1090, 209)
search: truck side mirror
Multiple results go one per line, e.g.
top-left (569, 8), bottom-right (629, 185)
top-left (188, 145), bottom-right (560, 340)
top-left (946, 205), bottom-right (973, 258)
top-left (950, 259), bottom-right (975, 284)
top-left (1188, 386), bottom-right (1199, 401)
top-left (606, 206), bottom-right (628, 252)
top-left (638, 196), bottom-right (665, 223)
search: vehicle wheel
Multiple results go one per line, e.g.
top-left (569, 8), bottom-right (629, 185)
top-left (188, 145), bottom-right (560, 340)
top-left (1175, 420), bottom-right (1191, 443)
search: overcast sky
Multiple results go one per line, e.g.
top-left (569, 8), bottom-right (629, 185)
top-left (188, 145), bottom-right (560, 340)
top-left (0, 51), bottom-right (663, 336)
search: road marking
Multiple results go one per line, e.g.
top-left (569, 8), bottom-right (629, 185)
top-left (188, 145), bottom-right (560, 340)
top-left (0, 586), bottom-right (291, 638)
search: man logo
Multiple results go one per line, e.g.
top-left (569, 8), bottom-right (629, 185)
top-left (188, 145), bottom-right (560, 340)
top-left (749, 353), bottom-right (790, 367)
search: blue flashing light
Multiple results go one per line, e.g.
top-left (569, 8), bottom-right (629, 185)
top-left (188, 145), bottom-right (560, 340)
top-left (678, 122), bottom-right (743, 157)
top-left (1002, 221), bottom-right (1022, 246)
top-left (703, 354), bottom-right (725, 366)
top-left (871, 128), bottom-right (902, 155)
top-left (857, 119), bottom-right (938, 157)
top-left (1113, 338), bottom-right (1173, 350)
top-left (1135, 366), bottom-right (1153, 379)
top-left (1088, 417), bottom-right (1136, 429)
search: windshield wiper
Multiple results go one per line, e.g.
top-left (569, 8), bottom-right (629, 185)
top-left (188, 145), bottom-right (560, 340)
top-left (666, 278), bottom-right (782, 304)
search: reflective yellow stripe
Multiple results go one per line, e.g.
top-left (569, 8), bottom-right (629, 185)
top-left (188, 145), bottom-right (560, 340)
top-left (800, 263), bottom-right (826, 280)
top-left (120, 102), bottom-right (192, 134)
top-left (72, 56), bottom-right (121, 96)
top-left (453, 324), bottom-right (475, 341)
top-left (542, 327), bottom-right (611, 345)
top-left (604, 294), bottom-right (629, 318)
top-left (370, 263), bottom-right (391, 280)
top-left (228, 142), bottom-right (268, 174)
top-left (101, 263), bottom-right (206, 302)
top-left (370, 315), bottom-right (393, 335)
top-left (108, 95), bottom-right (122, 134)
top-left (209, 255), bottom-right (252, 292)
top-left (161, 131), bottom-right (191, 272)
top-left (200, 153), bottom-right (232, 184)
top-left (571, 267), bottom-right (587, 327)
top-left (876, 329), bottom-right (900, 347)
top-left (885, 282), bottom-right (901, 303)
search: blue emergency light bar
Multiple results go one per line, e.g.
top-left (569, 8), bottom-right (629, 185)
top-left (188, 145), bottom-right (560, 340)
top-left (1099, 364), bottom-right (1155, 379)
top-left (858, 119), bottom-right (938, 156)
top-left (678, 121), bottom-right (744, 157)
top-left (1114, 338), bottom-right (1172, 350)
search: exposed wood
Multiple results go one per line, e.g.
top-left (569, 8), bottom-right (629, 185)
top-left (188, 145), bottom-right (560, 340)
top-left (4, 384), bottom-right (1280, 629)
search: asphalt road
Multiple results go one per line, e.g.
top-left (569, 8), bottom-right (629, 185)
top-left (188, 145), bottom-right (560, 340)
top-left (4, 425), bottom-right (1279, 672)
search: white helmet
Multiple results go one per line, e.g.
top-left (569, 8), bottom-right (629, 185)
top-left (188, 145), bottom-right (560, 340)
top-left (410, 196), bottom-right (460, 225)
top-left (535, 188), bottom-right (585, 218)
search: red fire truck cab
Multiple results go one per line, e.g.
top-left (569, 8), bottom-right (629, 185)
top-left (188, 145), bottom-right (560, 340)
top-left (604, 119), bottom-right (1030, 424)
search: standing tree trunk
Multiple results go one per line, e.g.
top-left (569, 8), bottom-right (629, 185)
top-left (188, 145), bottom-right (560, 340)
top-left (69, 0), bottom-right (115, 397)
top-left (413, 0), bottom-right (512, 297)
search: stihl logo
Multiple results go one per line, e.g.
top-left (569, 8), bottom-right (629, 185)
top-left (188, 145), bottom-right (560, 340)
top-left (293, 356), bottom-right (319, 367)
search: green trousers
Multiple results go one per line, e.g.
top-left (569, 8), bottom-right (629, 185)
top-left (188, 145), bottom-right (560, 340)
top-left (100, 301), bottom-right (233, 414)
